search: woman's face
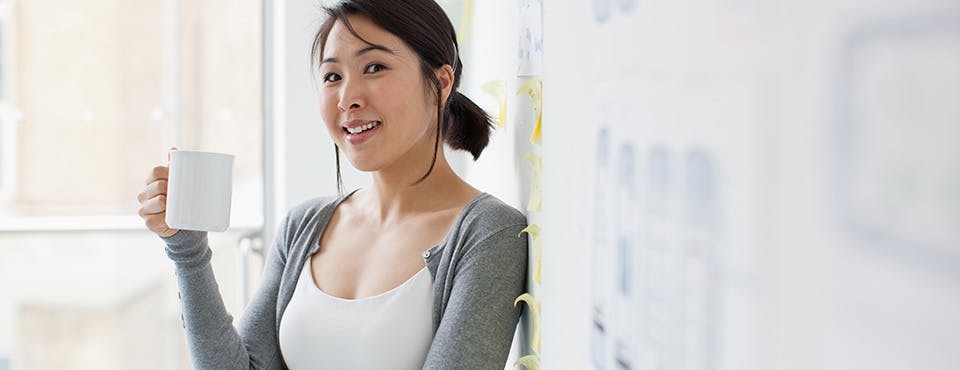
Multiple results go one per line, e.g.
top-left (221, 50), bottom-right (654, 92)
top-left (318, 15), bottom-right (441, 173)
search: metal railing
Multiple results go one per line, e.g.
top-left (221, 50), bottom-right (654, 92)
top-left (237, 230), bottom-right (265, 307)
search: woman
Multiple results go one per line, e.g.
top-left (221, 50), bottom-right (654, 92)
top-left (136, 0), bottom-right (529, 369)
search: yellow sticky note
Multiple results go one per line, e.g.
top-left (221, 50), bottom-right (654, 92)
top-left (516, 77), bottom-right (541, 104)
top-left (530, 92), bottom-right (542, 145)
top-left (524, 152), bottom-right (542, 211)
top-left (481, 80), bottom-right (507, 128)
top-left (514, 354), bottom-right (541, 370)
top-left (514, 293), bottom-right (542, 353)
top-left (519, 224), bottom-right (542, 284)
top-left (498, 94), bottom-right (508, 127)
top-left (516, 77), bottom-right (542, 144)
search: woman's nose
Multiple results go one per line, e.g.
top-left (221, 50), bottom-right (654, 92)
top-left (337, 82), bottom-right (365, 112)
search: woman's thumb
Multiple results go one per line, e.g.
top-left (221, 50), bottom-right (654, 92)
top-left (167, 147), bottom-right (178, 163)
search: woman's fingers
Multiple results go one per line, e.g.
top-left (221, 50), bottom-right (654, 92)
top-left (143, 213), bottom-right (165, 230)
top-left (137, 179), bottom-right (167, 203)
top-left (139, 154), bottom-right (179, 238)
top-left (138, 193), bottom-right (178, 237)
top-left (138, 194), bottom-right (167, 217)
top-left (145, 165), bottom-right (169, 185)
top-left (143, 212), bottom-right (178, 238)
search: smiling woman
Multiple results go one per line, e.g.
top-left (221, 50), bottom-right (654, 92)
top-left (139, 0), bottom-right (530, 369)
top-left (312, 1), bottom-right (494, 190)
top-left (316, 16), bottom-right (444, 177)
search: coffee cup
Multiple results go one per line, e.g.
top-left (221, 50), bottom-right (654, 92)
top-left (165, 150), bottom-right (235, 232)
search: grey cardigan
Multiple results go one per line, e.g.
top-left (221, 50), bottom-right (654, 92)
top-left (161, 191), bottom-right (529, 369)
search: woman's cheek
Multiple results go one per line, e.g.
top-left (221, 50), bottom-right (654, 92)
top-left (320, 97), bottom-right (339, 131)
top-left (381, 80), bottom-right (418, 121)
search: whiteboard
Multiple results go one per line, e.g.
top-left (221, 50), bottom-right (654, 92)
top-left (542, 0), bottom-right (960, 369)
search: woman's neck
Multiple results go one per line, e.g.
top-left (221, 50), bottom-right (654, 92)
top-left (360, 150), bottom-right (474, 225)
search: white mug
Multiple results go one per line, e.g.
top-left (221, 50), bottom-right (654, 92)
top-left (165, 150), bottom-right (235, 232)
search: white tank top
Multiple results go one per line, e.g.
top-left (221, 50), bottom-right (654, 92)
top-left (278, 258), bottom-right (435, 370)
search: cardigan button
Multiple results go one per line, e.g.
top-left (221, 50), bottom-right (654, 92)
top-left (422, 250), bottom-right (431, 259)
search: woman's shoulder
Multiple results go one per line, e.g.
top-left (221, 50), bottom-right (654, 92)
top-left (284, 194), bottom-right (344, 224)
top-left (458, 192), bottom-right (528, 236)
top-left (272, 193), bottom-right (347, 238)
top-left (448, 193), bottom-right (529, 265)
top-left (269, 193), bottom-right (347, 254)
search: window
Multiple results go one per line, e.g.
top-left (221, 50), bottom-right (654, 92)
top-left (0, 0), bottom-right (263, 368)
top-left (0, 0), bottom-right (17, 204)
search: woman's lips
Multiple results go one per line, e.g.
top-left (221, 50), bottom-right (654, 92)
top-left (344, 121), bottom-right (381, 145)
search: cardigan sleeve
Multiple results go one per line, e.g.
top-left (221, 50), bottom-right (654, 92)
top-left (423, 223), bottom-right (529, 369)
top-left (161, 212), bottom-right (292, 370)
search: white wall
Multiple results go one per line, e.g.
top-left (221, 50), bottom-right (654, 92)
top-left (543, 0), bottom-right (960, 369)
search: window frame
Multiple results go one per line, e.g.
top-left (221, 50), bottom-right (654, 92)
top-left (0, 0), bottom-right (17, 205)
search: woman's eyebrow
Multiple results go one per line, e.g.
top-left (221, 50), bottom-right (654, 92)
top-left (356, 44), bottom-right (396, 57)
top-left (321, 44), bottom-right (397, 65)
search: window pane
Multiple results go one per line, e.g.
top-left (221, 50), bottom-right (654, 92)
top-left (1, 0), bottom-right (263, 368)
top-left (10, 0), bottom-right (262, 217)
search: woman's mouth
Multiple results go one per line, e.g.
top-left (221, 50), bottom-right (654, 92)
top-left (343, 120), bottom-right (382, 145)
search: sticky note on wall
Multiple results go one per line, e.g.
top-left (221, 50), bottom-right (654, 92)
top-left (525, 152), bottom-right (542, 211)
top-left (531, 87), bottom-right (542, 144)
top-left (517, 77), bottom-right (542, 144)
top-left (514, 293), bottom-right (542, 353)
top-left (481, 80), bottom-right (507, 128)
top-left (520, 224), bottom-right (542, 283)
top-left (515, 354), bottom-right (541, 370)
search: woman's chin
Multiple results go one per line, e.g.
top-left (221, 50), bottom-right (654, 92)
top-left (343, 157), bottom-right (381, 172)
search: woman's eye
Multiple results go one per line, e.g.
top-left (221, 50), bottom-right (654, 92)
top-left (323, 73), bottom-right (341, 83)
top-left (365, 64), bottom-right (386, 74)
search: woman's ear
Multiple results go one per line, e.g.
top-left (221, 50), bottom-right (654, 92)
top-left (436, 64), bottom-right (455, 106)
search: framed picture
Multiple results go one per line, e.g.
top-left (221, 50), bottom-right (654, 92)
top-left (834, 12), bottom-right (960, 270)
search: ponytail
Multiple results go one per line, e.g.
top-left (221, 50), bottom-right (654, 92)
top-left (443, 91), bottom-right (493, 160)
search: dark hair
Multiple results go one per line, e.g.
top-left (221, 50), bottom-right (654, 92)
top-left (311, 0), bottom-right (493, 193)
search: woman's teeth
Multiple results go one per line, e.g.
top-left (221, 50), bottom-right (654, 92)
top-left (346, 121), bottom-right (380, 134)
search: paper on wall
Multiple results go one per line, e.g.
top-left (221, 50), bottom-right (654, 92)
top-left (517, 0), bottom-right (543, 76)
top-left (520, 224), bottom-right (542, 283)
top-left (517, 77), bottom-right (543, 144)
top-left (481, 80), bottom-right (508, 128)
top-left (524, 152), bottom-right (542, 211)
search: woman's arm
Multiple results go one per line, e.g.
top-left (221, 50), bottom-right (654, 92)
top-left (162, 214), bottom-right (291, 370)
top-left (423, 223), bottom-right (529, 369)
